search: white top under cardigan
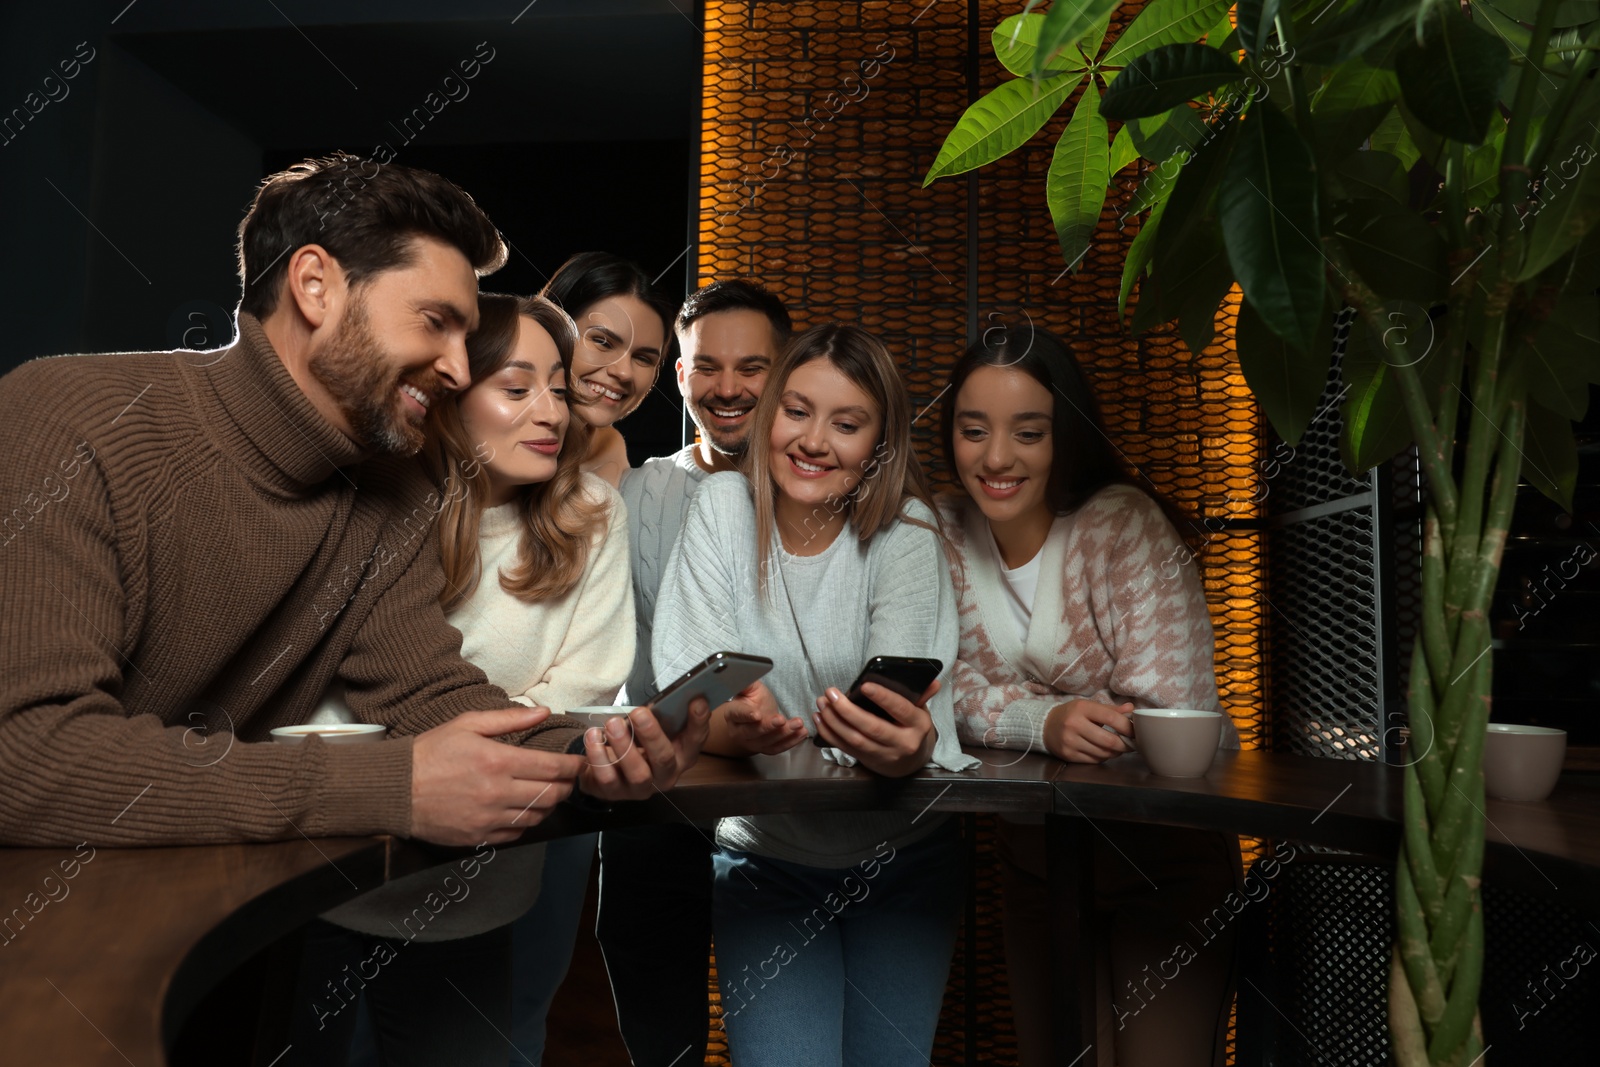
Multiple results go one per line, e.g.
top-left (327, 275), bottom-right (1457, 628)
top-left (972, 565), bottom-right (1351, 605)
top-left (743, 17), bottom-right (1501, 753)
top-left (653, 472), bottom-right (977, 869)
top-left (942, 486), bottom-right (1240, 754)
top-left (317, 473), bottom-right (635, 941)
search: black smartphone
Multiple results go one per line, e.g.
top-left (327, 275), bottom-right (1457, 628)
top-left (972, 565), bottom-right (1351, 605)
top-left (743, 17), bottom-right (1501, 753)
top-left (812, 655), bottom-right (943, 746)
top-left (648, 652), bottom-right (774, 735)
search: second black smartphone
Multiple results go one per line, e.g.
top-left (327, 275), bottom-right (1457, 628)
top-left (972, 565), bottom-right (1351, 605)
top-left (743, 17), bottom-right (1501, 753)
top-left (812, 655), bottom-right (943, 746)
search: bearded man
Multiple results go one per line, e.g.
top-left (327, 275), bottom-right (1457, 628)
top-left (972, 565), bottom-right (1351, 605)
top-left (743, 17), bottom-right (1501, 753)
top-left (0, 153), bottom-right (706, 848)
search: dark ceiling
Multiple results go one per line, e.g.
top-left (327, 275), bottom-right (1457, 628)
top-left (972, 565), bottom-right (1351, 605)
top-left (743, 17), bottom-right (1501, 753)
top-left (111, 2), bottom-right (700, 147)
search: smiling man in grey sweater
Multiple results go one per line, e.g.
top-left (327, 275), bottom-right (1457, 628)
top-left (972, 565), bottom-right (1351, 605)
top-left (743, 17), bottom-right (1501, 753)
top-left (598, 279), bottom-right (791, 1067)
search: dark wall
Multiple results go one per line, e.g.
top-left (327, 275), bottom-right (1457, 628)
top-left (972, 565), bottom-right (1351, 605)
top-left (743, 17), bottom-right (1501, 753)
top-left (2, 1), bottom-right (696, 460)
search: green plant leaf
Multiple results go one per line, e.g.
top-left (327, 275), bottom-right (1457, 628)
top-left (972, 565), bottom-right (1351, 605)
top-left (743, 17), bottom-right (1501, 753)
top-left (1332, 198), bottom-right (1448, 304)
top-left (1336, 149), bottom-right (1409, 202)
top-left (1524, 297), bottom-right (1600, 420)
top-left (1105, 0), bottom-right (1233, 67)
top-left (994, 12), bottom-right (1090, 76)
top-left (1370, 107), bottom-right (1422, 171)
top-left (1518, 134), bottom-right (1600, 280)
top-left (1174, 241), bottom-right (1235, 355)
top-left (1203, 5), bottom-right (1236, 50)
top-left (1235, 0), bottom-right (1280, 59)
top-left (1340, 318), bottom-right (1415, 473)
top-left (1109, 123), bottom-right (1140, 175)
top-left (1047, 82), bottom-right (1113, 273)
top-left (1237, 296), bottom-right (1334, 446)
top-left (1101, 43), bottom-right (1246, 120)
top-left (1522, 398), bottom-right (1579, 512)
top-left (1029, 0), bottom-right (1123, 80)
top-left (1311, 59), bottom-right (1401, 159)
top-left (924, 72), bottom-right (1084, 184)
top-left (1127, 102), bottom-right (1212, 163)
top-left (994, 15), bottom-right (1048, 77)
top-left (1394, 7), bottom-right (1511, 145)
top-left (1296, 0), bottom-right (1421, 66)
top-left (1463, 126), bottom-right (1504, 210)
top-left (1218, 104), bottom-right (1327, 353)
top-left (1120, 187), bottom-right (1172, 320)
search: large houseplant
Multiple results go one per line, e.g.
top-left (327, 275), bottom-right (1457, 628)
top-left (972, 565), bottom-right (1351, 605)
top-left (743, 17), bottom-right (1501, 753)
top-left (925, 1), bottom-right (1599, 1063)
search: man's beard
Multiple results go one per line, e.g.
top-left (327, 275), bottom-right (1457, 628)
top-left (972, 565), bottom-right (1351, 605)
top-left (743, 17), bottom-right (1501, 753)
top-left (690, 396), bottom-right (756, 458)
top-left (309, 297), bottom-right (437, 454)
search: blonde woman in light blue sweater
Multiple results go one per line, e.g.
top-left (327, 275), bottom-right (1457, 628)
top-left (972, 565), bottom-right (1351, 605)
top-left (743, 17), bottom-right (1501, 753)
top-left (653, 323), bottom-right (976, 1067)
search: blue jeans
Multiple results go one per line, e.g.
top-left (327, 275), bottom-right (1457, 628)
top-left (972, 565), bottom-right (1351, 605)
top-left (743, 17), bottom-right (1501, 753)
top-left (712, 820), bottom-right (965, 1067)
top-left (510, 832), bottom-right (598, 1065)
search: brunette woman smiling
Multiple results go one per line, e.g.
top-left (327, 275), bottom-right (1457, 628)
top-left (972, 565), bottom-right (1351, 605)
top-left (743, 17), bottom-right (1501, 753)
top-left (939, 324), bottom-right (1240, 1067)
top-left (652, 323), bottom-right (976, 1067)
top-left (540, 251), bottom-right (675, 487)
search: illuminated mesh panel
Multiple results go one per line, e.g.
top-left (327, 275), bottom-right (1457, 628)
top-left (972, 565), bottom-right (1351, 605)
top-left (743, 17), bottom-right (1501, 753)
top-left (1264, 324), bottom-right (1384, 761)
top-left (698, 2), bottom-right (1266, 1064)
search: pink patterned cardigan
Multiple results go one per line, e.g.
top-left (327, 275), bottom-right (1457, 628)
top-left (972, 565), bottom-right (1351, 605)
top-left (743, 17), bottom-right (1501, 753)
top-left (941, 485), bottom-right (1241, 756)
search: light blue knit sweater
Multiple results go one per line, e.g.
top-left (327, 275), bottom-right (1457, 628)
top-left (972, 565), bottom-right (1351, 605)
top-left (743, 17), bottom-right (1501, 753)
top-left (654, 472), bottom-right (978, 868)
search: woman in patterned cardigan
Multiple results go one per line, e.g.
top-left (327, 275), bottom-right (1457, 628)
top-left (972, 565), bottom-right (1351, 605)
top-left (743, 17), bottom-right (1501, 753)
top-left (938, 324), bottom-right (1241, 1067)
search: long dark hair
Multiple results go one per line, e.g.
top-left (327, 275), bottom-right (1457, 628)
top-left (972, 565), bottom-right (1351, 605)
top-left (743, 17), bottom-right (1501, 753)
top-left (939, 321), bottom-right (1196, 544)
top-left (540, 251), bottom-right (676, 352)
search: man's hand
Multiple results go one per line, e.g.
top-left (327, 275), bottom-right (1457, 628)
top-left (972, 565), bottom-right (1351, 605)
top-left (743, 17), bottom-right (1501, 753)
top-left (1043, 699), bottom-right (1135, 763)
top-left (575, 696), bottom-right (712, 802)
top-left (707, 681), bottom-right (808, 756)
top-left (411, 706), bottom-right (585, 845)
top-left (813, 679), bottom-right (939, 778)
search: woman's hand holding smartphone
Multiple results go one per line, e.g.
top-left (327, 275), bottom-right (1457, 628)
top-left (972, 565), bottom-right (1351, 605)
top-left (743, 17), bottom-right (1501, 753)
top-left (813, 677), bottom-right (940, 778)
top-left (706, 680), bottom-right (810, 757)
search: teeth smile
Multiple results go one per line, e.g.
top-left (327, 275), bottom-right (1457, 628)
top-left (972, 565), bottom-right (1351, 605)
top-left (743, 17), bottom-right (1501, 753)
top-left (587, 380), bottom-right (625, 402)
top-left (401, 384), bottom-right (430, 409)
top-left (711, 408), bottom-right (747, 418)
top-left (982, 477), bottom-right (1021, 489)
top-left (792, 457), bottom-right (829, 473)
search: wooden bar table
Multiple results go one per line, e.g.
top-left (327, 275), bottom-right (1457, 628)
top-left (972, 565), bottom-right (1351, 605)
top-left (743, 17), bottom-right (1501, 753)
top-left (1, 745), bottom-right (1595, 1066)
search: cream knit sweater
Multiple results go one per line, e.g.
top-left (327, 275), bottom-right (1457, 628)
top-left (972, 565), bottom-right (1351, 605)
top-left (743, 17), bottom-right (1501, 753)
top-left (319, 474), bottom-right (634, 940)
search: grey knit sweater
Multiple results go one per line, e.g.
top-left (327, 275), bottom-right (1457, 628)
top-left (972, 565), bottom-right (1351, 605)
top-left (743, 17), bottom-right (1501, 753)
top-left (653, 472), bottom-right (978, 868)
top-left (617, 444), bottom-right (710, 705)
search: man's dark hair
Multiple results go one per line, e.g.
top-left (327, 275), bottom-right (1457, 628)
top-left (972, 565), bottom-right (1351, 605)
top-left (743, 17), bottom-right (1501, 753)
top-left (675, 278), bottom-right (793, 342)
top-left (235, 151), bottom-right (508, 319)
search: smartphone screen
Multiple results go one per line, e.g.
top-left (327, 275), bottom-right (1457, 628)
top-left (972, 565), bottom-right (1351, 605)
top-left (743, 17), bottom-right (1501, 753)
top-left (813, 656), bottom-right (943, 746)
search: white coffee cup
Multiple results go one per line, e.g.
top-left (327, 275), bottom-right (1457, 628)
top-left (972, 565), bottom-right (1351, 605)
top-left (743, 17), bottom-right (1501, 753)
top-left (1483, 723), bottom-right (1566, 802)
top-left (1130, 709), bottom-right (1222, 777)
top-left (270, 723), bottom-right (388, 745)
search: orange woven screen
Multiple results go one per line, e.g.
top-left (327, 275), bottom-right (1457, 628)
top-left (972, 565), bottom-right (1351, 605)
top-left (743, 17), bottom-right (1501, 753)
top-left (697, 0), bottom-right (1266, 753)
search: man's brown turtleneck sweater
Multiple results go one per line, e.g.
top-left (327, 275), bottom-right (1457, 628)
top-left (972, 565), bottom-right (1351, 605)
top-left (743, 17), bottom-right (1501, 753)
top-left (0, 315), bottom-right (583, 845)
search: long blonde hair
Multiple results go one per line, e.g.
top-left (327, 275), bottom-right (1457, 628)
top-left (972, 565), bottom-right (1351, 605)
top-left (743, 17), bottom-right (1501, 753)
top-left (745, 323), bottom-right (944, 592)
top-left (428, 292), bottom-right (610, 609)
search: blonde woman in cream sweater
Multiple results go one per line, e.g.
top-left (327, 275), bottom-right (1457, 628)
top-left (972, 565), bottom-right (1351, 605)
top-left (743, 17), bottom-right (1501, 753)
top-left (293, 293), bottom-right (633, 1067)
top-left (938, 325), bottom-right (1240, 1067)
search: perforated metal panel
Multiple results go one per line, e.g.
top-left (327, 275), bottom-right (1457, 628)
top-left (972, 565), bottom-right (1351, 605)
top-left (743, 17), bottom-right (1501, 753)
top-left (1479, 885), bottom-right (1598, 1063)
top-left (1263, 327), bottom-right (1386, 761)
top-left (1242, 859), bottom-right (1394, 1067)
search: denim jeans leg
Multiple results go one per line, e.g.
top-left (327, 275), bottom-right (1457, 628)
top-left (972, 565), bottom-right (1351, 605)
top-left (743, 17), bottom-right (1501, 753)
top-left (510, 832), bottom-right (598, 1064)
top-left (839, 823), bottom-right (965, 1067)
top-left (712, 848), bottom-right (846, 1067)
